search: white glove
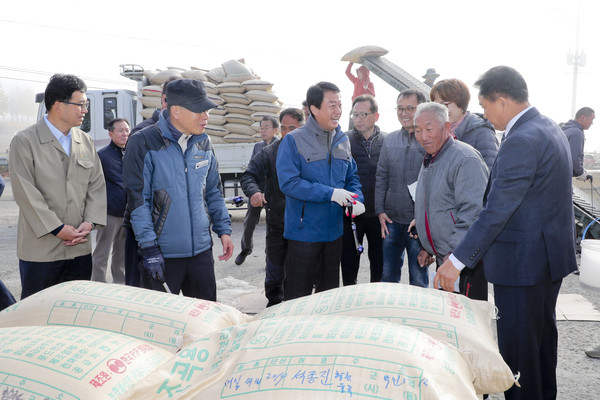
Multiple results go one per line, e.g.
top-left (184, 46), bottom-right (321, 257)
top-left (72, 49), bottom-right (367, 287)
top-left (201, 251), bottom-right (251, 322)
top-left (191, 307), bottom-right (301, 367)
top-left (351, 201), bottom-right (365, 217)
top-left (331, 189), bottom-right (355, 207)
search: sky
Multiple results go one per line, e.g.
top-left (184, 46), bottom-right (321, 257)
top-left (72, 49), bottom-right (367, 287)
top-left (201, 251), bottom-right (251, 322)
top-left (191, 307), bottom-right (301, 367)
top-left (1, 0), bottom-right (599, 149)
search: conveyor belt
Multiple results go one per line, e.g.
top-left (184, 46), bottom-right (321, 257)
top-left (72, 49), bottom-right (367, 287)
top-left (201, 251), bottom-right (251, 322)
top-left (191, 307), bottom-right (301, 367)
top-left (360, 57), bottom-right (432, 99)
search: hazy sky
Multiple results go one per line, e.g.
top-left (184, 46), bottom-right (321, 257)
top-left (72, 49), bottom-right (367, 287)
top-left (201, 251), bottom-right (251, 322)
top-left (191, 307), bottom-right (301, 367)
top-left (2, 0), bottom-right (599, 148)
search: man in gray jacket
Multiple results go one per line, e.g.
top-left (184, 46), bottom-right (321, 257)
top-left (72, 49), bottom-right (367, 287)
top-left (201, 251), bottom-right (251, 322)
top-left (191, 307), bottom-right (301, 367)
top-left (375, 89), bottom-right (428, 287)
top-left (562, 107), bottom-right (595, 181)
top-left (413, 102), bottom-right (489, 300)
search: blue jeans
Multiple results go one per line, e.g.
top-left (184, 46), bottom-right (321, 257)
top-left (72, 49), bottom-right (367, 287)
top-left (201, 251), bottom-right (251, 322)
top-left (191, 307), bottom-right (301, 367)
top-left (381, 222), bottom-right (428, 287)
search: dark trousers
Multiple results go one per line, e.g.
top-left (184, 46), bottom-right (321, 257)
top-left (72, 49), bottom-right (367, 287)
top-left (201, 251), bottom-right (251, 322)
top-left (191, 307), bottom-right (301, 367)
top-left (284, 237), bottom-right (342, 301)
top-left (494, 279), bottom-right (562, 400)
top-left (241, 204), bottom-right (262, 253)
top-left (19, 254), bottom-right (92, 300)
top-left (140, 248), bottom-right (216, 301)
top-left (124, 225), bottom-right (141, 287)
top-left (265, 224), bottom-right (287, 307)
top-left (0, 279), bottom-right (16, 311)
top-left (341, 215), bottom-right (383, 285)
top-left (458, 260), bottom-right (488, 301)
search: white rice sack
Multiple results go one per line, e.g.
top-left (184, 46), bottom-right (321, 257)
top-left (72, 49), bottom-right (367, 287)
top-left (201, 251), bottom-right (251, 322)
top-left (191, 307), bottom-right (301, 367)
top-left (208, 114), bottom-right (227, 126)
top-left (223, 133), bottom-right (257, 143)
top-left (208, 93), bottom-right (225, 106)
top-left (122, 315), bottom-right (478, 400)
top-left (209, 135), bottom-right (227, 144)
top-left (204, 81), bottom-right (219, 94)
top-left (0, 325), bottom-right (171, 400)
top-left (251, 111), bottom-right (280, 122)
top-left (210, 105), bottom-right (227, 115)
top-left (253, 282), bottom-right (515, 395)
top-left (166, 66), bottom-right (187, 72)
top-left (246, 89), bottom-right (278, 103)
top-left (206, 66), bottom-right (226, 84)
top-left (142, 85), bottom-right (163, 97)
top-left (0, 281), bottom-right (252, 353)
top-left (222, 59), bottom-right (256, 83)
top-left (341, 45), bottom-right (389, 62)
top-left (217, 82), bottom-right (245, 94)
top-left (250, 101), bottom-right (282, 113)
top-left (224, 123), bottom-right (255, 136)
top-left (251, 121), bottom-right (260, 132)
top-left (182, 69), bottom-right (207, 81)
top-left (243, 79), bottom-right (274, 92)
top-left (223, 103), bottom-right (253, 116)
top-left (221, 92), bottom-right (251, 105)
top-left (141, 107), bottom-right (156, 119)
top-left (205, 124), bottom-right (229, 137)
top-left (149, 69), bottom-right (183, 85)
top-left (140, 95), bottom-right (162, 109)
top-left (225, 113), bottom-right (254, 126)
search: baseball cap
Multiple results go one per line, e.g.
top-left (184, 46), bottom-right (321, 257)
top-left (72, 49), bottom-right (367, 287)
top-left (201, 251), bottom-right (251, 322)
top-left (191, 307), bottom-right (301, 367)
top-left (165, 79), bottom-right (217, 113)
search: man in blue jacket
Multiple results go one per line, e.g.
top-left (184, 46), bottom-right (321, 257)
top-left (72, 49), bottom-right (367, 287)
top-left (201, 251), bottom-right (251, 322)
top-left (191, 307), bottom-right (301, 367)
top-left (123, 79), bottom-right (233, 300)
top-left (277, 81), bottom-right (364, 300)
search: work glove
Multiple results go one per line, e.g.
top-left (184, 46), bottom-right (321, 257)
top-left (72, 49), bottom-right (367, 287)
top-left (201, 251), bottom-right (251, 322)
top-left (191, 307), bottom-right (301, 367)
top-left (587, 174), bottom-right (594, 184)
top-left (347, 200), bottom-right (365, 217)
top-left (141, 244), bottom-right (166, 282)
top-left (331, 189), bottom-right (357, 207)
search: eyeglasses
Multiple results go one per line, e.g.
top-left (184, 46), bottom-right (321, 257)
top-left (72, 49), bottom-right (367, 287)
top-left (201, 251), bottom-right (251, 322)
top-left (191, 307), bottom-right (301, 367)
top-left (62, 99), bottom-right (90, 111)
top-left (396, 106), bottom-right (416, 114)
top-left (351, 112), bottom-right (374, 120)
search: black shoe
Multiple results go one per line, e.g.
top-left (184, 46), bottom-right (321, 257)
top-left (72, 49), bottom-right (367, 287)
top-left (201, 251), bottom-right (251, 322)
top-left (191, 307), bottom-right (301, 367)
top-left (235, 250), bottom-right (251, 265)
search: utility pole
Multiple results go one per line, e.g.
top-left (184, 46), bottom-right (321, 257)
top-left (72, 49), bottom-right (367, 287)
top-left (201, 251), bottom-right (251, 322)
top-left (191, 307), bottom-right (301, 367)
top-left (567, 0), bottom-right (586, 117)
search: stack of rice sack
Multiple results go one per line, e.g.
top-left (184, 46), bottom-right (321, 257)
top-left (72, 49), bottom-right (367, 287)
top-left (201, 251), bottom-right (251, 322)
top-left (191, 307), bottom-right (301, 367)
top-left (140, 60), bottom-right (282, 144)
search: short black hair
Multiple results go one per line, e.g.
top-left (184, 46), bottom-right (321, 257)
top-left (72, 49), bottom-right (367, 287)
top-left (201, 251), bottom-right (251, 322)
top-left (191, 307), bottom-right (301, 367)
top-left (575, 107), bottom-right (595, 119)
top-left (44, 73), bottom-right (87, 111)
top-left (352, 94), bottom-right (378, 113)
top-left (474, 65), bottom-right (529, 103)
top-left (279, 107), bottom-right (305, 124)
top-left (306, 81), bottom-right (340, 117)
top-left (397, 89), bottom-right (427, 104)
top-left (261, 115), bottom-right (279, 129)
top-left (108, 118), bottom-right (130, 131)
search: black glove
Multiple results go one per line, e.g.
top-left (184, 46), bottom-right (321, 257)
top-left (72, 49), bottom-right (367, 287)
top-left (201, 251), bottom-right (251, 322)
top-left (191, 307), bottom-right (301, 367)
top-left (587, 174), bottom-right (594, 183)
top-left (141, 245), bottom-right (165, 282)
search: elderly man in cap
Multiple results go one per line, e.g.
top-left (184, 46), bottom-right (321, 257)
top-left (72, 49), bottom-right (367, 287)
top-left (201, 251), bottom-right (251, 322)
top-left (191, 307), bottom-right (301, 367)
top-left (123, 79), bottom-right (233, 301)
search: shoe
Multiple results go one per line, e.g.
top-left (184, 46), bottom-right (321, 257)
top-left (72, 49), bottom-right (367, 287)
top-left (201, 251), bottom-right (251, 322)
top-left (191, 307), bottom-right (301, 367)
top-left (235, 250), bottom-right (251, 265)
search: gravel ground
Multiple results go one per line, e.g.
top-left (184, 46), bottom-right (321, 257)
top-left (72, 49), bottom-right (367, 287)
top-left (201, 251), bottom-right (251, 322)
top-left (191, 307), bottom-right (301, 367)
top-left (1, 178), bottom-right (599, 398)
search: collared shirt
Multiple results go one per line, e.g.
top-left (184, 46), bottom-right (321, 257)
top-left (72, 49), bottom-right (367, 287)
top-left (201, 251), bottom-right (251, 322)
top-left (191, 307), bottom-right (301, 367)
top-left (503, 105), bottom-right (533, 140)
top-left (44, 115), bottom-right (71, 156)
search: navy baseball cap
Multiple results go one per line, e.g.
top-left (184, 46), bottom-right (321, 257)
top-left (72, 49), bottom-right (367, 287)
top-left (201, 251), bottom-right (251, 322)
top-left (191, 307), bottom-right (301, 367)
top-left (165, 79), bottom-right (217, 113)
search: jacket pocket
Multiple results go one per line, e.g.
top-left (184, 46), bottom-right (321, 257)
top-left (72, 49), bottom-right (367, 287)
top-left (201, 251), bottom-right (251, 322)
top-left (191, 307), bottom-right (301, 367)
top-left (152, 189), bottom-right (171, 239)
top-left (76, 159), bottom-right (94, 185)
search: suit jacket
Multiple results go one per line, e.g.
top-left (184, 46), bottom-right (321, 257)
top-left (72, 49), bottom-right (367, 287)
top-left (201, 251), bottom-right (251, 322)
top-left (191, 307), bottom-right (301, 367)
top-left (9, 118), bottom-right (106, 262)
top-left (453, 108), bottom-right (577, 286)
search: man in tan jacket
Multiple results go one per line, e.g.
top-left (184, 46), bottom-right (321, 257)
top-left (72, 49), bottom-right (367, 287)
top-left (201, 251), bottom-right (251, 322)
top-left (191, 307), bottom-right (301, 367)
top-left (9, 73), bottom-right (106, 299)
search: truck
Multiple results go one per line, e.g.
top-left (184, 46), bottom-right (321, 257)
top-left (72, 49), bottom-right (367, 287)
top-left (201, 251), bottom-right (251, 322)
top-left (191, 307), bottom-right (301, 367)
top-left (35, 64), bottom-right (255, 206)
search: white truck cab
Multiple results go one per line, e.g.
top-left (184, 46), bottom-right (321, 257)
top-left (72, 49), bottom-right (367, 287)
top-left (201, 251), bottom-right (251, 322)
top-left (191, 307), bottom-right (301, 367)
top-left (35, 89), bottom-right (138, 149)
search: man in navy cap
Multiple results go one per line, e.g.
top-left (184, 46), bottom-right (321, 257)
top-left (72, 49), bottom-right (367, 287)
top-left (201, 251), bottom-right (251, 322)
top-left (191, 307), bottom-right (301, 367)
top-left (123, 79), bottom-right (233, 300)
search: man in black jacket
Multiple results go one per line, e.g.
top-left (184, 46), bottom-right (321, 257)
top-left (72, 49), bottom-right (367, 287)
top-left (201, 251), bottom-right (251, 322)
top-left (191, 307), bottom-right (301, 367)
top-left (342, 95), bottom-right (386, 285)
top-left (92, 118), bottom-right (130, 283)
top-left (240, 109), bottom-right (304, 306)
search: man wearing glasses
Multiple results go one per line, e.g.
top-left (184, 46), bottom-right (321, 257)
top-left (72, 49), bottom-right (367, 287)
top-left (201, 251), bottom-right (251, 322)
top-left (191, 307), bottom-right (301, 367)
top-left (375, 89), bottom-right (429, 287)
top-left (341, 95), bottom-right (386, 285)
top-left (9, 74), bottom-right (106, 299)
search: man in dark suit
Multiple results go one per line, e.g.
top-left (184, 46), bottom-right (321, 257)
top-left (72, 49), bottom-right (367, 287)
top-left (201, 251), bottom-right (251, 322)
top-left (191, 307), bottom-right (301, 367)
top-left (434, 66), bottom-right (577, 400)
